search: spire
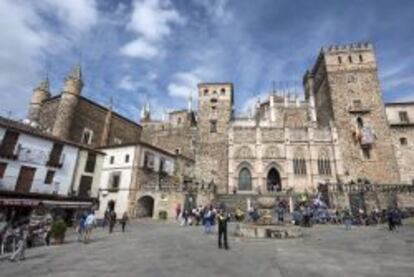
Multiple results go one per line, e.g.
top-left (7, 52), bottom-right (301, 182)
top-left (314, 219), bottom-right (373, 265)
top-left (37, 77), bottom-right (50, 92)
top-left (68, 63), bottom-right (82, 81)
top-left (140, 98), bottom-right (151, 122)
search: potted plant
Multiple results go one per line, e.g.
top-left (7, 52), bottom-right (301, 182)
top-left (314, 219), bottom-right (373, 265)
top-left (51, 220), bottom-right (67, 244)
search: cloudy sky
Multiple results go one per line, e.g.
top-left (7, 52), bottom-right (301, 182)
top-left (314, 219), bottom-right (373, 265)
top-left (1, 0), bottom-right (414, 121)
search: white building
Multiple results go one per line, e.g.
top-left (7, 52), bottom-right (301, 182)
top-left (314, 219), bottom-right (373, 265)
top-left (0, 116), bottom-right (103, 212)
top-left (96, 142), bottom-right (177, 219)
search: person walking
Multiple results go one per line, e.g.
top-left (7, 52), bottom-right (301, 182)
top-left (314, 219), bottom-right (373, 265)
top-left (77, 213), bottom-right (87, 242)
top-left (9, 224), bottom-right (27, 262)
top-left (120, 212), bottom-right (129, 233)
top-left (388, 208), bottom-right (396, 231)
top-left (343, 210), bottom-right (352, 230)
top-left (204, 208), bottom-right (212, 234)
top-left (175, 203), bottom-right (181, 221)
top-left (217, 209), bottom-right (230, 250)
top-left (84, 211), bottom-right (96, 243)
top-left (108, 210), bottom-right (117, 234)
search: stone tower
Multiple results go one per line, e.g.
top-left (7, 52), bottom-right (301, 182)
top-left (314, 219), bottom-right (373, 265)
top-left (28, 78), bottom-right (51, 123)
top-left (196, 83), bottom-right (233, 193)
top-left (308, 42), bottom-right (400, 183)
top-left (52, 64), bottom-right (83, 139)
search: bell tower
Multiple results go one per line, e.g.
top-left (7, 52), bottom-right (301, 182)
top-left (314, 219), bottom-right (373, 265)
top-left (196, 83), bottom-right (233, 193)
top-left (310, 42), bottom-right (399, 183)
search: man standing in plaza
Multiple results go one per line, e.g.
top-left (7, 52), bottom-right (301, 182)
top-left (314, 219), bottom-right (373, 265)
top-left (217, 209), bottom-right (230, 250)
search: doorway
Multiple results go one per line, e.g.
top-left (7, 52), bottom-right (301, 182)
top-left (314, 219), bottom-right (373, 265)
top-left (267, 168), bottom-right (281, 192)
top-left (137, 196), bottom-right (155, 218)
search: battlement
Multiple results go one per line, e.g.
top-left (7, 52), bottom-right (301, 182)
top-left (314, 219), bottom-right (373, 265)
top-left (322, 42), bottom-right (373, 54)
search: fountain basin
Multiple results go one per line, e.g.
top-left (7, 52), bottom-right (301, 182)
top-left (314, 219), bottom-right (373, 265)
top-left (234, 223), bottom-right (303, 239)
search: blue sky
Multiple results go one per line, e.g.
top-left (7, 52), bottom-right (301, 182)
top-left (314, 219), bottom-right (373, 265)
top-left (1, 0), bottom-right (414, 121)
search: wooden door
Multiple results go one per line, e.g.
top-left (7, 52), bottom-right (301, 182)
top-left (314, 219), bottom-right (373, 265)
top-left (15, 166), bottom-right (36, 193)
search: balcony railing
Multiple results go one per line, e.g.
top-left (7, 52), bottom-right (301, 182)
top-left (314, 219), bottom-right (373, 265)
top-left (0, 176), bottom-right (60, 194)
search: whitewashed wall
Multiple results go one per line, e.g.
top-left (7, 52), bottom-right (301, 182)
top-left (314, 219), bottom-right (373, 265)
top-left (97, 146), bottom-right (135, 219)
top-left (0, 126), bottom-right (79, 196)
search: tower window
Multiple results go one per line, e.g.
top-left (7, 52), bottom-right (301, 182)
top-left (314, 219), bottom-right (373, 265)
top-left (110, 156), bottom-right (115, 164)
top-left (220, 88), bottom-right (226, 95)
top-left (210, 98), bottom-right (218, 103)
top-left (338, 56), bottom-right (342, 64)
top-left (359, 54), bottom-right (363, 63)
top-left (399, 111), bottom-right (409, 123)
top-left (210, 120), bottom-right (217, 133)
top-left (204, 89), bottom-right (208, 96)
top-left (81, 128), bottom-right (93, 145)
top-left (125, 154), bottom-right (130, 163)
top-left (400, 137), bottom-right (408, 145)
top-left (357, 117), bottom-right (364, 128)
top-left (348, 55), bottom-right (353, 63)
top-left (177, 117), bottom-right (182, 124)
top-left (362, 147), bottom-right (371, 160)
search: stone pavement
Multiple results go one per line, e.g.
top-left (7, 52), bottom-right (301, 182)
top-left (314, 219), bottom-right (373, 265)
top-left (0, 220), bottom-right (414, 277)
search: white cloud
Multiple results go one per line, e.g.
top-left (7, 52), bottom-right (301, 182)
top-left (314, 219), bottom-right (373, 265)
top-left (167, 72), bottom-right (201, 99)
top-left (121, 0), bottom-right (185, 59)
top-left (40, 0), bottom-right (98, 33)
top-left (0, 0), bottom-right (99, 118)
top-left (118, 75), bottom-right (140, 91)
top-left (192, 0), bottom-right (233, 24)
top-left (120, 39), bottom-right (159, 59)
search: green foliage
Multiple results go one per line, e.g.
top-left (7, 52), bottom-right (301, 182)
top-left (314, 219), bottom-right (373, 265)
top-left (51, 220), bottom-right (67, 237)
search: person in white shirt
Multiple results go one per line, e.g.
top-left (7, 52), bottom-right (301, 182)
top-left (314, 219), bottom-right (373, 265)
top-left (84, 211), bottom-right (96, 243)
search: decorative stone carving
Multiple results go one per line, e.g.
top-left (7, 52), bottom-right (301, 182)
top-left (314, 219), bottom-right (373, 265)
top-left (235, 146), bottom-right (254, 159)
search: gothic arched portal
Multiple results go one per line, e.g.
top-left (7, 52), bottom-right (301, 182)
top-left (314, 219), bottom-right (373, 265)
top-left (267, 168), bottom-right (281, 192)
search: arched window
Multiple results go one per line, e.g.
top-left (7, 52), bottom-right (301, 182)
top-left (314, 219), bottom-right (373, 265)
top-left (348, 55), bottom-right (353, 63)
top-left (338, 56), bottom-right (342, 64)
top-left (238, 168), bottom-right (252, 191)
top-left (293, 148), bottom-right (307, 175)
top-left (317, 149), bottom-right (332, 176)
top-left (357, 117), bottom-right (364, 128)
top-left (359, 54), bottom-right (363, 63)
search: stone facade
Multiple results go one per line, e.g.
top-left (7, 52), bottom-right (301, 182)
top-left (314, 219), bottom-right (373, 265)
top-left (29, 65), bottom-right (142, 148)
top-left (308, 43), bottom-right (400, 184)
top-left (385, 102), bottom-right (414, 184)
top-left (141, 42), bottom-right (413, 197)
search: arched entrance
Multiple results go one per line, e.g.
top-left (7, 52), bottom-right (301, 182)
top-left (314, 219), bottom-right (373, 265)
top-left (136, 196), bottom-right (154, 218)
top-left (267, 168), bottom-right (281, 192)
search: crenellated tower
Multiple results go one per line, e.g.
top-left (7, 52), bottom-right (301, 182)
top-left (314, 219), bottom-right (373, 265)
top-left (52, 64), bottom-right (83, 139)
top-left (195, 83), bottom-right (233, 193)
top-left (309, 42), bottom-right (400, 183)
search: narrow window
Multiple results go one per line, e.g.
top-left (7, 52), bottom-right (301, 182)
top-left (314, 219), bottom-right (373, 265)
top-left (359, 54), bottom-right (363, 62)
top-left (362, 147), bottom-right (371, 160)
top-left (110, 156), bottom-right (115, 164)
top-left (293, 158), bottom-right (307, 175)
top-left (400, 137), bottom-right (408, 145)
top-left (203, 89), bottom-right (208, 96)
top-left (85, 152), bottom-right (97, 173)
top-left (44, 170), bottom-right (55, 184)
top-left (357, 117), bottom-right (364, 128)
top-left (159, 158), bottom-right (165, 173)
top-left (399, 111), bottom-right (409, 123)
top-left (220, 88), bottom-right (226, 95)
top-left (210, 120), bottom-right (217, 133)
top-left (48, 143), bottom-right (64, 167)
top-left (0, 130), bottom-right (20, 158)
top-left (348, 55), bottom-right (353, 63)
top-left (108, 172), bottom-right (121, 191)
top-left (125, 154), bottom-right (130, 163)
top-left (0, 162), bottom-right (7, 178)
top-left (81, 128), bottom-right (93, 145)
top-left (338, 56), bottom-right (342, 64)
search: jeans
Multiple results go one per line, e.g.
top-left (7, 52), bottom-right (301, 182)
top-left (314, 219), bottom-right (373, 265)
top-left (204, 220), bottom-right (212, 234)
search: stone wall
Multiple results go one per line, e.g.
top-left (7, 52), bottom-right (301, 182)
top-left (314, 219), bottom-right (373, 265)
top-left (313, 44), bottom-right (400, 183)
top-left (390, 126), bottom-right (414, 184)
